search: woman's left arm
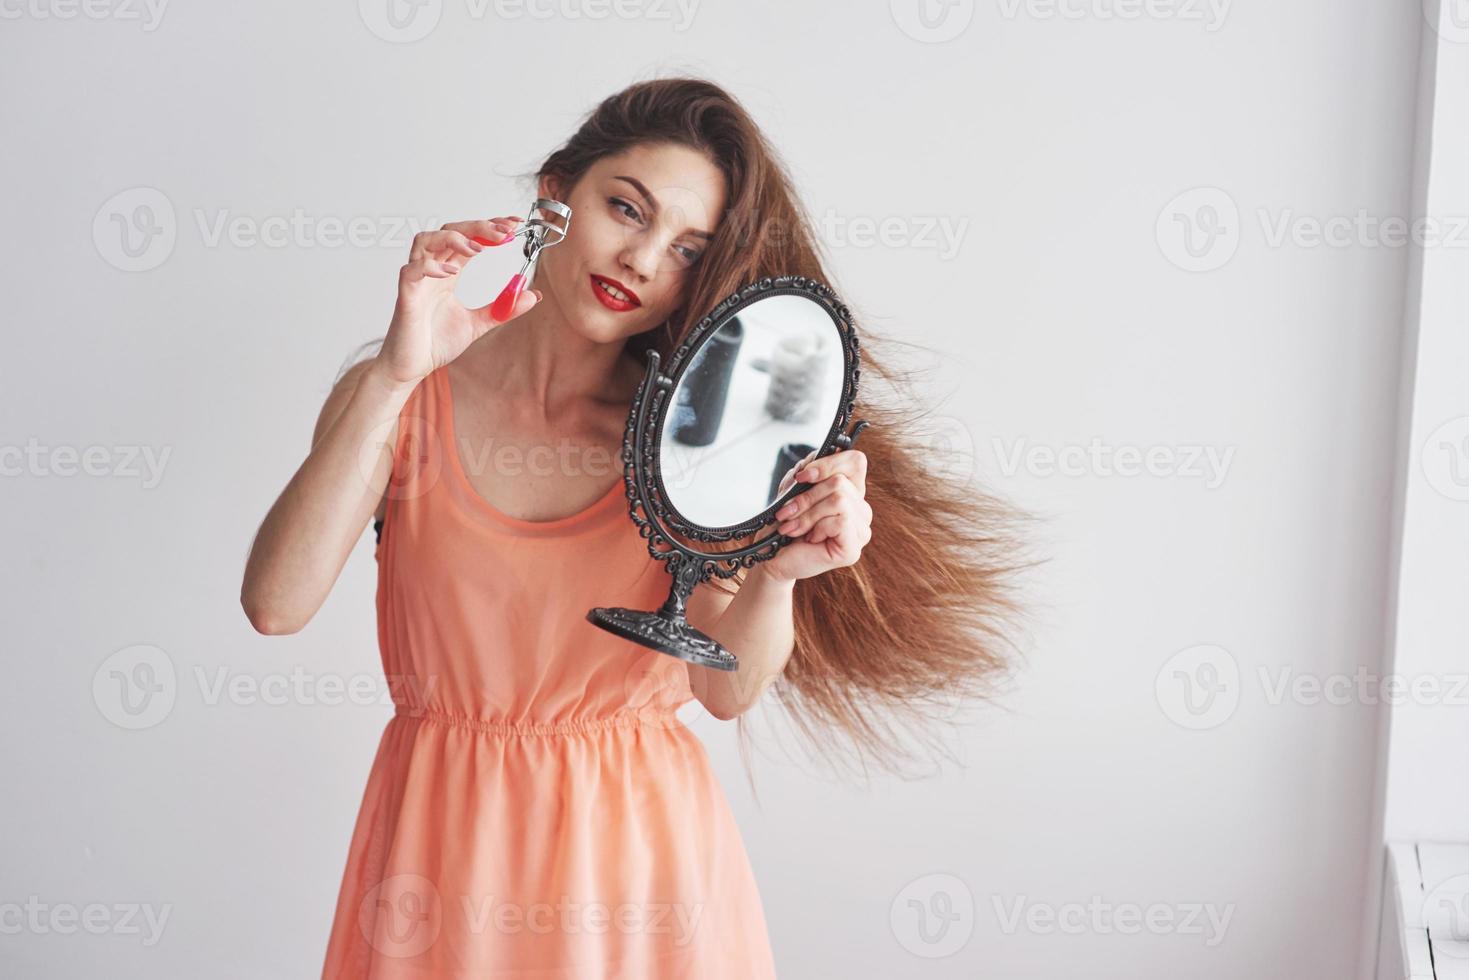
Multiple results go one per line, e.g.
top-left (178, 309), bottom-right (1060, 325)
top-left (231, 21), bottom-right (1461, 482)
top-left (685, 449), bottom-right (873, 720)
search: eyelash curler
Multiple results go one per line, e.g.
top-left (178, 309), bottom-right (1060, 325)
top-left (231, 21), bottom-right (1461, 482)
top-left (483, 198), bottom-right (572, 322)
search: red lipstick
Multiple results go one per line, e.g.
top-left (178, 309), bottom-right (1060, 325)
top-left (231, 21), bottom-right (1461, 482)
top-left (590, 274), bottom-right (640, 312)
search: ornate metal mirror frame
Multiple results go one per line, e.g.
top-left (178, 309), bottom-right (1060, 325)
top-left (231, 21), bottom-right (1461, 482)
top-left (587, 275), bottom-right (869, 672)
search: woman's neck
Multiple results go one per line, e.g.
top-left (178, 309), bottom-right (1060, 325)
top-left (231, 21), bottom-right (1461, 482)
top-left (466, 295), bottom-right (631, 421)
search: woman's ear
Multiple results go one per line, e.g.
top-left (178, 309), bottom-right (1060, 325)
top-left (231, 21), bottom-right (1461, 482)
top-left (537, 174), bottom-right (565, 203)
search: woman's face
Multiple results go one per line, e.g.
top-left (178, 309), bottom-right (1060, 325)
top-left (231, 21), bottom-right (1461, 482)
top-left (535, 142), bottom-right (726, 344)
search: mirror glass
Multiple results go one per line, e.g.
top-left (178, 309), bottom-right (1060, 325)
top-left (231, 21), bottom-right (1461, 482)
top-left (658, 293), bottom-right (846, 529)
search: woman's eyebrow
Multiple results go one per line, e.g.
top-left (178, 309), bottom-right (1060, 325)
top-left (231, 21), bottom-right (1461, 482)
top-left (613, 175), bottom-right (714, 239)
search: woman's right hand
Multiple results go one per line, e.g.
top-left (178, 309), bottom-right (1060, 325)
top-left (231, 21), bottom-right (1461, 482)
top-left (375, 217), bottom-right (541, 386)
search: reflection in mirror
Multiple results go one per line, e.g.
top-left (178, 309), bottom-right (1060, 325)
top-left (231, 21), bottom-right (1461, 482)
top-left (659, 293), bottom-right (845, 529)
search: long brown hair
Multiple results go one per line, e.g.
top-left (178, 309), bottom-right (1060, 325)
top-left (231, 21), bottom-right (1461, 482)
top-left (523, 75), bottom-right (1039, 788)
top-left (348, 75), bottom-right (1038, 787)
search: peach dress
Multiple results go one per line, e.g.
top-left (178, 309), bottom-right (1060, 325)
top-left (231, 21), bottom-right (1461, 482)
top-left (319, 365), bottom-right (778, 979)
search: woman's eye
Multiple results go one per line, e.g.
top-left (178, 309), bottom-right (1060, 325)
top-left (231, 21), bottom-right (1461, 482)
top-left (610, 196), bottom-right (700, 264)
top-left (610, 197), bottom-right (641, 222)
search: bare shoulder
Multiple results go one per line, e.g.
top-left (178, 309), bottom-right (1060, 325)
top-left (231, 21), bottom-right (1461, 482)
top-left (312, 357), bottom-right (390, 523)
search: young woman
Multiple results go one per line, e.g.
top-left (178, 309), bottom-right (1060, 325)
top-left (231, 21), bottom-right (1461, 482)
top-left (241, 76), bottom-right (1024, 978)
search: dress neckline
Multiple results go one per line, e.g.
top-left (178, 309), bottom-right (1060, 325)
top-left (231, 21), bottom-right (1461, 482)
top-left (434, 364), bottom-right (627, 538)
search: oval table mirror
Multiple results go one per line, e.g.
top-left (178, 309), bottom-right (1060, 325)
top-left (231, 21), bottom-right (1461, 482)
top-left (587, 276), bottom-right (869, 672)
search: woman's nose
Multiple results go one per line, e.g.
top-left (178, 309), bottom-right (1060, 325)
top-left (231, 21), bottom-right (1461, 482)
top-left (619, 235), bottom-right (659, 283)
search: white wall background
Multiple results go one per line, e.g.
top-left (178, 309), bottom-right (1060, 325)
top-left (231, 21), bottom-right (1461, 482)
top-left (0, 1), bottom-right (1432, 977)
top-left (1384, 0), bottom-right (1469, 848)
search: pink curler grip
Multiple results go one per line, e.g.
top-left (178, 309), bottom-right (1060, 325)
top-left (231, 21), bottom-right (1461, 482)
top-left (490, 274), bottom-right (527, 322)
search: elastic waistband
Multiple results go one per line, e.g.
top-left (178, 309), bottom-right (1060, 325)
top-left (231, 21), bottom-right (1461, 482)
top-left (393, 704), bottom-right (685, 737)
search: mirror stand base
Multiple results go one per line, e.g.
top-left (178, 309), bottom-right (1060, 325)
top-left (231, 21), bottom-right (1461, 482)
top-left (586, 607), bottom-right (739, 672)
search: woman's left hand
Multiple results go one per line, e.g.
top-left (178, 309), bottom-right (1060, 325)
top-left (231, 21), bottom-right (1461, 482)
top-left (761, 449), bottom-right (873, 583)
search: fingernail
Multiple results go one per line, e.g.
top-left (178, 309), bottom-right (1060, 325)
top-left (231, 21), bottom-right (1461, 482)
top-left (779, 521), bottom-right (797, 534)
top-left (775, 503), bottom-right (795, 518)
top-left (469, 235), bottom-right (493, 247)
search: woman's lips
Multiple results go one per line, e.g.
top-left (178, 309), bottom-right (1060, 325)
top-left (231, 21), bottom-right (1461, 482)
top-left (590, 274), bottom-right (640, 312)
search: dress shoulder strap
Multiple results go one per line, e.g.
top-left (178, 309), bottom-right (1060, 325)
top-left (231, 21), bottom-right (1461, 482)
top-left (370, 368), bottom-right (439, 552)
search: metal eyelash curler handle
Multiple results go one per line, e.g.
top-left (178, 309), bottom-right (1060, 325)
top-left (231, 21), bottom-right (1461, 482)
top-left (489, 198), bottom-right (572, 322)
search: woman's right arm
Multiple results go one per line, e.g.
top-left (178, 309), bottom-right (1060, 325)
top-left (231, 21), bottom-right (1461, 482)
top-left (240, 216), bottom-right (535, 635)
top-left (239, 358), bottom-right (414, 635)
